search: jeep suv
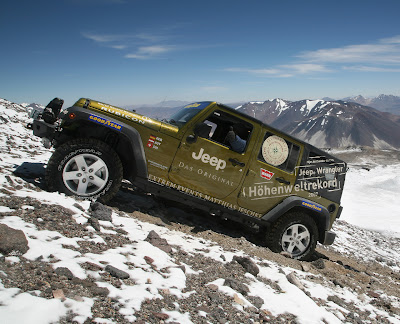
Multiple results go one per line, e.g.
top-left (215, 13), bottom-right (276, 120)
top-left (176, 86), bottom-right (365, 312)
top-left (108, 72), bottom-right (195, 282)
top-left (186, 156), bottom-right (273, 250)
top-left (29, 98), bottom-right (347, 260)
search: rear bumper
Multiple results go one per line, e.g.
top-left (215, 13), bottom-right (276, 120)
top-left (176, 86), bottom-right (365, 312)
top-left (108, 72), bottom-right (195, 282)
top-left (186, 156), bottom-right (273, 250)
top-left (336, 206), bottom-right (343, 219)
top-left (322, 230), bottom-right (336, 245)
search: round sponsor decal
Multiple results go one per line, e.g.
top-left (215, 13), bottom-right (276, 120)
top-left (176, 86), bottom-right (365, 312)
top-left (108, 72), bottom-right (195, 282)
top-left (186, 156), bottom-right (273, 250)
top-left (261, 135), bottom-right (289, 166)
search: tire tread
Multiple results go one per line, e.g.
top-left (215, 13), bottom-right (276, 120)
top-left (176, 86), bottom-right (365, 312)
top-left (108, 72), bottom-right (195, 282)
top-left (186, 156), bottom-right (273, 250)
top-left (265, 211), bottom-right (318, 261)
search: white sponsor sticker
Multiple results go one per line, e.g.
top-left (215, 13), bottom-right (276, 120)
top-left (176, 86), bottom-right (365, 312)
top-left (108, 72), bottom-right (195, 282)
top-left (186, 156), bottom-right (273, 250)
top-left (261, 135), bottom-right (289, 166)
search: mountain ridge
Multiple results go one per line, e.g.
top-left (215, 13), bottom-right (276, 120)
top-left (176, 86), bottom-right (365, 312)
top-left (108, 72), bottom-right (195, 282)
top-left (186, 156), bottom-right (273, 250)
top-left (10, 95), bottom-right (400, 149)
top-left (342, 94), bottom-right (400, 115)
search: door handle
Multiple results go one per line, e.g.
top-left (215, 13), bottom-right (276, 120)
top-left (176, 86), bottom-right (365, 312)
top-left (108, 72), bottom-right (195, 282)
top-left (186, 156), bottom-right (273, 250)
top-left (229, 158), bottom-right (245, 167)
top-left (276, 177), bottom-right (290, 185)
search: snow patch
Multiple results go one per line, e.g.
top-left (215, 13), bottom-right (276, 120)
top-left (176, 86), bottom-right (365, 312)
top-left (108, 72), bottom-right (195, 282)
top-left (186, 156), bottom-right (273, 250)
top-left (276, 98), bottom-right (289, 116)
top-left (300, 100), bottom-right (324, 116)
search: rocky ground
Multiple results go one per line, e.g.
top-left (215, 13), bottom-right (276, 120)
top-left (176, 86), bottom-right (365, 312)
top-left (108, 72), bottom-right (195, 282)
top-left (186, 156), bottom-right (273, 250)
top-left (1, 179), bottom-right (399, 323)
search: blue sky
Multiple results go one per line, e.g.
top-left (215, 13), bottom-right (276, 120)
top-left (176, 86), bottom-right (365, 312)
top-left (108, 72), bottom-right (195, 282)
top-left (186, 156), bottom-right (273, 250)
top-left (1, 0), bottom-right (400, 108)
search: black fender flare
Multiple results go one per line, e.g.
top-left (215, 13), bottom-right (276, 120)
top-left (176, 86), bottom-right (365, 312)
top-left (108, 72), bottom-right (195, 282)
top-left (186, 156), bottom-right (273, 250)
top-left (261, 196), bottom-right (330, 239)
top-left (61, 106), bottom-right (148, 180)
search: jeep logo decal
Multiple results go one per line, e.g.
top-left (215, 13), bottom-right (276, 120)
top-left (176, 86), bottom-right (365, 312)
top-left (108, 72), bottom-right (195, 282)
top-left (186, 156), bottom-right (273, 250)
top-left (192, 148), bottom-right (226, 170)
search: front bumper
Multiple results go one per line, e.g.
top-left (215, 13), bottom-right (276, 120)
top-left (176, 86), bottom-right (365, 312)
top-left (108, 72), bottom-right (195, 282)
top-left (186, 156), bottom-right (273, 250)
top-left (322, 230), bottom-right (336, 245)
top-left (29, 119), bottom-right (57, 139)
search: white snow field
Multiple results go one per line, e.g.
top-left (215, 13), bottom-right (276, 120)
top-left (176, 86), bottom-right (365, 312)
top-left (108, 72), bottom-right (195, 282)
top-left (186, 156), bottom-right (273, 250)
top-left (341, 164), bottom-right (400, 237)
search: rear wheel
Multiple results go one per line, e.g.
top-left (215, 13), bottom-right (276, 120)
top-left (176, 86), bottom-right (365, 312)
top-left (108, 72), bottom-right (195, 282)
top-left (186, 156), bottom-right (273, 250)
top-left (46, 138), bottom-right (123, 203)
top-left (265, 212), bottom-right (318, 261)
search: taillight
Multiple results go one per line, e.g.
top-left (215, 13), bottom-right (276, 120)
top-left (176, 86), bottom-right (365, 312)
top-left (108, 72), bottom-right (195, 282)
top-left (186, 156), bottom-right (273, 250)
top-left (68, 113), bottom-right (76, 119)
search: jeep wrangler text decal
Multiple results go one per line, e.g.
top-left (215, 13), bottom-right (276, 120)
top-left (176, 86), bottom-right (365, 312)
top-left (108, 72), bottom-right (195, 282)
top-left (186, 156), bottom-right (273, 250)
top-left (296, 160), bottom-right (346, 197)
top-left (89, 114), bottom-right (122, 131)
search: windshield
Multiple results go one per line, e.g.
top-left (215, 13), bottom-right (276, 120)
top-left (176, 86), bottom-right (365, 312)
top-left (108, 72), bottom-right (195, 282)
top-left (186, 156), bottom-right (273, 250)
top-left (166, 102), bottom-right (212, 128)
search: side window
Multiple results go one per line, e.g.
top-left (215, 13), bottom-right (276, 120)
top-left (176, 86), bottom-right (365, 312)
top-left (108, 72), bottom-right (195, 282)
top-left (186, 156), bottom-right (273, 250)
top-left (258, 132), bottom-right (300, 173)
top-left (200, 110), bottom-right (253, 153)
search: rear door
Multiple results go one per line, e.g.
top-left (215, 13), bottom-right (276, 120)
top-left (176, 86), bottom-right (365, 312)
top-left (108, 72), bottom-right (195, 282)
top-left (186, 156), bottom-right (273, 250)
top-left (169, 107), bottom-right (257, 199)
top-left (238, 129), bottom-right (302, 214)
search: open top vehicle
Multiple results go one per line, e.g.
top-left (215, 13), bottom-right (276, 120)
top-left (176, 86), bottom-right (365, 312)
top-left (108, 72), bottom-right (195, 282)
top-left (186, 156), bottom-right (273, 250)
top-left (29, 97), bottom-right (347, 260)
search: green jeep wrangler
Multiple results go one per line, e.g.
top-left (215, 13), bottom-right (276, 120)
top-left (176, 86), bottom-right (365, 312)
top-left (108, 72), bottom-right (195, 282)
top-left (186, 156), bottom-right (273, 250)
top-left (29, 98), bottom-right (347, 260)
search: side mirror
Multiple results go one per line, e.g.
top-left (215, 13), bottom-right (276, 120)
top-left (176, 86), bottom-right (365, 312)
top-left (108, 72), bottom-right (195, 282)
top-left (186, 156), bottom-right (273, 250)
top-left (186, 123), bottom-right (212, 144)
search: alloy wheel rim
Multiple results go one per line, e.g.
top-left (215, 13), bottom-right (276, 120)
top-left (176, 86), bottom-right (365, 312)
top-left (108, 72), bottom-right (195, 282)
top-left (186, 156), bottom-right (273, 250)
top-left (281, 224), bottom-right (311, 257)
top-left (62, 153), bottom-right (109, 196)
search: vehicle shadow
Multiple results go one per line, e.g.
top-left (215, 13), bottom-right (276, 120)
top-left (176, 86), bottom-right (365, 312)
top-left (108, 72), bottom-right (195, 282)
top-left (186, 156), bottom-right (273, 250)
top-left (110, 185), bottom-right (327, 262)
top-left (13, 162), bottom-right (47, 190)
top-left (110, 185), bottom-right (268, 250)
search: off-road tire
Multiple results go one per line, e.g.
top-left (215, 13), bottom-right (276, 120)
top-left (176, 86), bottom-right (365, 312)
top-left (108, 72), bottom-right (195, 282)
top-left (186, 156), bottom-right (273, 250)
top-left (46, 138), bottom-right (123, 203)
top-left (265, 212), bottom-right (318, 261)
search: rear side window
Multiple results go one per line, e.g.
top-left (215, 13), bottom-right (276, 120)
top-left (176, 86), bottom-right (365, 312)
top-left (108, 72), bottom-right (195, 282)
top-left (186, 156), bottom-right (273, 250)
top-left (258, 132), bottom-right (300, 173)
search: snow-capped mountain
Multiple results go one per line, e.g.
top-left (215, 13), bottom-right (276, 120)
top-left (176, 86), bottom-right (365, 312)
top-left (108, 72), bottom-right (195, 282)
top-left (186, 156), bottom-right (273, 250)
top-left (237, 99), bottom-right (400, 149)
top-left (343, 94), bottom-right (400, 115)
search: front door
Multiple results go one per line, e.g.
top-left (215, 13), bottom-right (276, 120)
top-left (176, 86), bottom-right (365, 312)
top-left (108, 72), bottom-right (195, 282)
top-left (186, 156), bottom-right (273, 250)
top-left (169, 108), bottom-right (255, 199)
top-left (238, 130), bottom-right (301, 214)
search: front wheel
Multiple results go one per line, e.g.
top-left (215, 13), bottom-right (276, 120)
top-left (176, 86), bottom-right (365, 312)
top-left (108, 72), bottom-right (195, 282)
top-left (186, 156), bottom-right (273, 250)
top-left (265, 212), bottom-right (318, 261)
top-left (46, 138), bottom-right (123, 203)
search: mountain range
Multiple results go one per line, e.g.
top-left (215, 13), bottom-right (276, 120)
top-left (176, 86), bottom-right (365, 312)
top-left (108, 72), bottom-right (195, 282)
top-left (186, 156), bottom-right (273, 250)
top-left (236, 99), bottom-right (400, 149)
top-left (129, 97), bottom-right (400, 149)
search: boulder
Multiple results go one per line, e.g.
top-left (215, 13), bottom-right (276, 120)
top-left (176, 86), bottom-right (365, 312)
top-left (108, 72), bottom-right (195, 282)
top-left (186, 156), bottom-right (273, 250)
top-left (105, 265), bottom-right (130, 279)
top-left (145, 230), bottom-right (172, 253)
top-left (0, 224), bottom-right (29, 255)
top-left (286, 272), bottom-right (306, 292)
top-left (88, 217), bottom-right (101, 231)
top-left (311, 258), bottom-right (326, 270)
top-left (55, 267), bottom-right (74, 280)
top-left (89, 202), bottom-right (112, 222)
top-left (233, 255), bottom-right (259, 276)
top-left (224, 278), bottom-right (250, 296)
